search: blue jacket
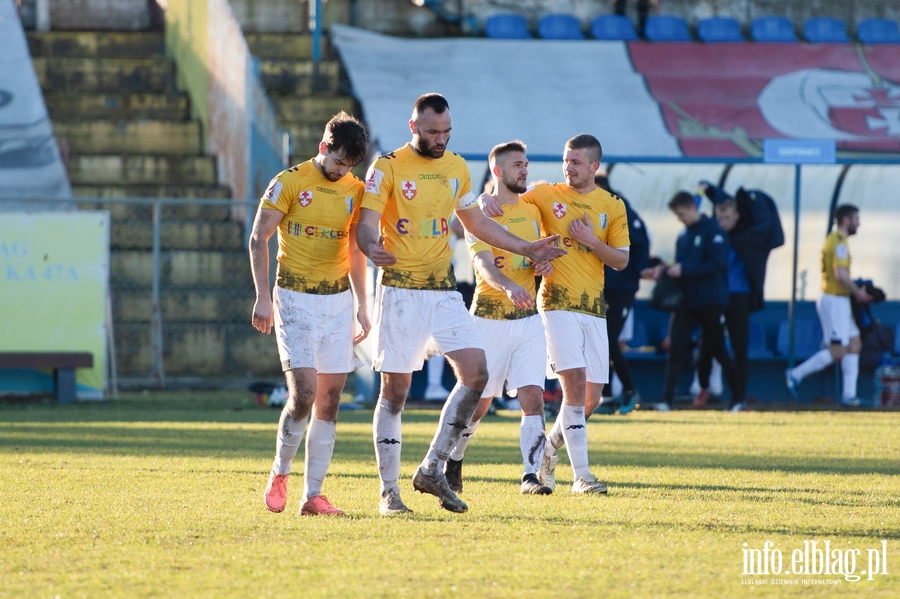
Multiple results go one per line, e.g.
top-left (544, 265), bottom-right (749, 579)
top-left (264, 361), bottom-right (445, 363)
top-left (605, 197), bottom-right (650, 294)
top-left (675, 214), bottom-right (729, 310)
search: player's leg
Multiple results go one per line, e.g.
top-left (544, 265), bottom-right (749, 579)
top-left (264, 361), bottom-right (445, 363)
top-left (787, 295), bottom-right (842, 395)
top-left (517, 384), bottom-right (551, 494)
top-left (839, 298), bottom-right (862, 404)
top-left (373, 372), bottom-right (412, 512)
top-left (727, 295), bottom-right (751, 408)
top-left (445, 393), bottom-right (493, 493)
top-left (662, 309), bottom-right (696, 409)
top-left (265, 367), bottom-right (316, 513)
top-left (697, 307), bottom-right (741, 409)
top-left (299, 372), bottom-right (348, 516)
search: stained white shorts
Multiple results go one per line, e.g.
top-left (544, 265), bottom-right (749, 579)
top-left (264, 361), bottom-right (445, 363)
top-left (371, 284), bottom-right (484, 373)
top-left (540, 309), bottom-right (609, 384)
top-left (273, 286), bottom-right (363, 373)
top-left (473, 314), bottom-right (546, 398)
top-left (817, 293), bottom-right (859, 347)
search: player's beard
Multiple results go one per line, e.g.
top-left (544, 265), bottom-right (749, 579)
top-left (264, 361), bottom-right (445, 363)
top-left (323, 170), bottom-right (343, 182)
top-left (413, 136), bottom-right (445, 159)
top-left (502, 173), bottom-right (527, 194)
top-left (846, 223), bottom-right (858, 235)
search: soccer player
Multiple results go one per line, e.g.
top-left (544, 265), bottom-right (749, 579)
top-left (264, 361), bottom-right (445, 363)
top-left (786, 204), bottom-right (872, 405)
top-left (483, 134), bottom-right (630, 494)
top-left (250, 112), bottom-right (370, 517)
top-left (356, 93), bottom-right (565, 515)
top-left (444, 140), bottom-right (553, 496)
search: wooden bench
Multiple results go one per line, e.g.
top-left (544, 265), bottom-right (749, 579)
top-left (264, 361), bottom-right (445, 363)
top-left (0, 352), bottom-right (94, 403)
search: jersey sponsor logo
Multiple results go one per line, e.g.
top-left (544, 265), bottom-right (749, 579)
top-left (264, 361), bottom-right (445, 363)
top-left (345, 196), bottom-right (354, 214)
top-left (396, 218), bottom-right (449, 237)
top-left (457, 191), bottom-right (476, 210)
top-left (285, 221), bottom-right (349, 239)
top-left (315, 186), bottom-right (337, 195)
top-left (493, 254), bottom-right (532, 270)
top-left (599, 213), bottom-right (608, 229)
top-left (401, 180), bottom-right (417, 200)
top-left (365, 167), bottom-right (384, 193)
top-left (298, 191), bottom-right (313, 207)
top-left (553, 202), bottom-right (567, 219)
top-left (263, 179), bottom-right (283, 203)
top-left (417, 174), bottom-right (442, 180)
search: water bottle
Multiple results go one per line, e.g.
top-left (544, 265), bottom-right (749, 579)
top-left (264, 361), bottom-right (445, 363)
top-left (874, 352), bottom-right (891, 406)
top-left (881, 360), bottom-right (900, 407)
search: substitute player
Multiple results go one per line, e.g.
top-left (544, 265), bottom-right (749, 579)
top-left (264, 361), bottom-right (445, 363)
top-left (250, 112), bottom-right (370, 516)
top-left (444, 140), bottom-right (552, 496)
top-left (483, 134), bottom-right (629, 494)
top-left (356, 93), bottom-right (566, 515)
top-left (786, 204), bottom-right (871, 405)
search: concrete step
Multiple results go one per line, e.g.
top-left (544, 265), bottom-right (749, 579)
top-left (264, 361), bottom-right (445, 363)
top-left (114, 322), bottom-right (279, 375)
top-left (27, 31), bottom-right (165, 59)
top-left (273, 94), bottom-right (358, 123)
top-left (246, 33), bottom-right (321, 60)
top-left (33, 57), bottom-right (176, 94)
top-left (110, 220), bottom-right (245, 251)
top-left (68, 155), bottom-right (217, 186)
top-left (74, 185), bottom-right (231, 199)
top-left (55, 121), bottom-right (202, 155)
top-left (45, 92), bottom-right (190, 121)
top-left (112, 250), bottom-right (250, 287)
top-left (113, 289), bottom-right (254, 323)
top-left (283, 121), bottom-right (327, 159)
top-left (259, 60), bottom-right (341, 95)
top-left (78, 201), bottom-right (233, 221)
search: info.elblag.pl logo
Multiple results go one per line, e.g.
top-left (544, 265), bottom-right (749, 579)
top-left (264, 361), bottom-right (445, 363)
top-left (741, 540), bottom-right (889, 584)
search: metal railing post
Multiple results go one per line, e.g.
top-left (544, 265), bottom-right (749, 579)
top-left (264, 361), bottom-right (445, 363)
top-left (151, 201), bottom-right (165, 387)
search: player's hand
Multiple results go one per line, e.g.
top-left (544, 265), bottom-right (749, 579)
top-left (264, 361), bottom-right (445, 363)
top-left (667, 263), bottom-right (682, 279)
top-left (252, 297), bottom-right (274, 334)
top-left (533, 261), bottom-right (553, 277)
top-left (568, 213), bottom-right (599, 247)
top-left (641, 264), bottom-right (665, 280)
top-left (354, 305), bottom-right (371, 344)
top-left (368, 235), bottom-right (396, 267)
top-left (478, 192), bottom-right (503, 217)
top-left (853, 287), bottom-right (873, 304)
top-left (526, 235), bottom-right (566, 263)
top-left (504, 283), bottom-right (534, 311)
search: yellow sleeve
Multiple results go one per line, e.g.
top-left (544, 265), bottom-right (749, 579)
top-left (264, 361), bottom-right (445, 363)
top-left (361, 158), bottom-right (393, 215)
top-left (607, 198), bottom-right (631, 249)
top-left (260, 171), bottom-right (294, 214)
top-left (833, 242), bottom-right (850, 269)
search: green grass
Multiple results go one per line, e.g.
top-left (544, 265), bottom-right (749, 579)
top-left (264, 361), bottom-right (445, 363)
top-left (1, 392), bottom-right (898, 598)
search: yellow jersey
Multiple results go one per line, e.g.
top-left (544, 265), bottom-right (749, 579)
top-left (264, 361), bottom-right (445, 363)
top-left (821, 231), bottom-right (850, 296)
top-left (362, 144), bottom-right (477, 290)
top-left (259, 160), bottom-right (364, 294)
top-left (522, 183), bottom-right (629, 318)
top-left (467, 200), bottom-right (542, 320)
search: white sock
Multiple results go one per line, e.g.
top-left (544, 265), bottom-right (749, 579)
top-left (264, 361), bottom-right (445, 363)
top-left (791, 349), bottom-right (834, 381)
top-left (520, 414), bottom-right (546, 475)
top-left (272, 407), bottom-right (309, 475)
top-left (611, 373), bottom-right (622, 398)
top-left (545, 417), bottom-right (564, 456)
top-left (302, 418), bottom-right (335, 503)
top-left (560, 404), bottom-right (590, 481)
top-left (426, 356), bottom-right (446, 388)
top-left (449, 420), bottom-right (480, 461)
top-left (421, 384), bottom-right (480, 472)
top-left (841, 353), bottom-right (860, 399)
top-left (373, 397), bottom-right (403, 494)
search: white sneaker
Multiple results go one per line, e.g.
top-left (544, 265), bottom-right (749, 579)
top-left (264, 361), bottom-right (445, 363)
top-left (650, 402), bottom-right (671, 412)
top-left (840, 396), bottom-right (862, 407)
top-left (729, 402), bottom-right (747, 412)
top-left (572, 474), bottom-right (608, 494)
top-left (424, 385), bottom-right (450, 401)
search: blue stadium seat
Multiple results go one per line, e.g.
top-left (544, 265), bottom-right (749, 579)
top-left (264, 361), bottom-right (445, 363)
top-left (748, 318), bottom-right (773, 358)
top-left (644, 15), bottom-right (692, 41)
top-left (623, 319), bottom-right (649, 353)
top-left (590, 14), bottom-right (639, 40)
top-left (803, 17), bottom-right (851, 43)
top-left (857, 18), bottom-right (900, 44)
top-left (751, 16), bottom-right (798, 42)
top-left (776, 318), bottom-right (823, 359)
top-left (537, 14), bottom-right (585, 40)
top-left (697, 16), bottom-right (744, 42)
top-left (894, 323), bottom-right (900, 355)
top-left (484, 14), bottom-right (531, 39)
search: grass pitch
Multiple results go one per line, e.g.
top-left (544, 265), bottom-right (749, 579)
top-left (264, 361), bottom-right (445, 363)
top-left (1, 391), bottom-right (898, 598)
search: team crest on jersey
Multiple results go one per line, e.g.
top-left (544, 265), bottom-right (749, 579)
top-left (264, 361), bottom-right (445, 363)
top-left (553, 202), bottom-right (567, 219)
top-left (401, 180), bottom-right (417, 200)
top-left (298, 191), bottom-right (313, 207)
top-left (345, 196), bottom-right (354, 214)
top-left (599, 214), bottom-right (608, 229)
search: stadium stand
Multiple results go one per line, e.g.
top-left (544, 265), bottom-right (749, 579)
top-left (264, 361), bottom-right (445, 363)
top-left (537, 14), bottom-right (585, 40)
top-left (748, 318), bottom-right (773, 359)
top-left (590, 14), bottom-right (639, 41)
top-left (644, 15), bottom-right (692, 42)
top-left (750, 16), bottom-right (799, 42)
top-left (484, 13), bottom-right (531, 39)
top-left (623, 319), bottom-right (650, 355)
top-left (777, 318), bottom-right (823, 359)
top-left (697, 16), bottom-right (745, 42)
top-left (803, 17), bottom-right (851, 43)
top-left (857, 18), bottom-right (900, 44)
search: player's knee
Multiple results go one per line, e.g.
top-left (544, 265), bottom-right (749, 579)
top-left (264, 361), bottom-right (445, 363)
top-left (469, 362), bottom-right (489, 390)
top-left (286, 387), bottom-right (314, 419)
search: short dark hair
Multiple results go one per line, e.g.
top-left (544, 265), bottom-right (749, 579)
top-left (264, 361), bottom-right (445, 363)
top-left (834, 203), bottom-right (859, 224)
top-left (489, 140), bottom-right (527, 165)
top-left (412, 93), bottom-right (449, 119)
top-left (668, 191), bottom-right (696, 211)
top-left (565, 134), bottom-right (602, 164)
top-left (715, 197), bottom-right (738, 212)
top-left (322, 111), bottom-right (368, 166)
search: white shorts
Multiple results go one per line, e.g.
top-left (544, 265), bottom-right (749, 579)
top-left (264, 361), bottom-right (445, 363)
top-left (474, 314), bottom-right (546, 398)
top-left (273, 287), bottom-right (363, 374)
top-left (817, 293), bottom-right (859, 346)
top-left (371, 285), bottom-right (484, 373)
top-left (540, 310), bottom-right (609, 384)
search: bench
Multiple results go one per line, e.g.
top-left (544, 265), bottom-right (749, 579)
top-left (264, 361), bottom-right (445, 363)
top-left (0, 352), bottom-right (94, 403)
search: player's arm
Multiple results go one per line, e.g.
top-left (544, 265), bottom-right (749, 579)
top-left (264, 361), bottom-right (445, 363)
top-left (456, 205), bottom-right (565, 265)
top-left (348, 222), bottom-right (371, 344)
top-left (248, 207), bottom-right (284, 334)
top-left (355, 208), bottom-right (396, 267)
top-left (472, 249), bottom-right (534, 310)
top-left (567, 213), bottom-right (629, 270)
top-left (835, 265), bottom-right (872, 304)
